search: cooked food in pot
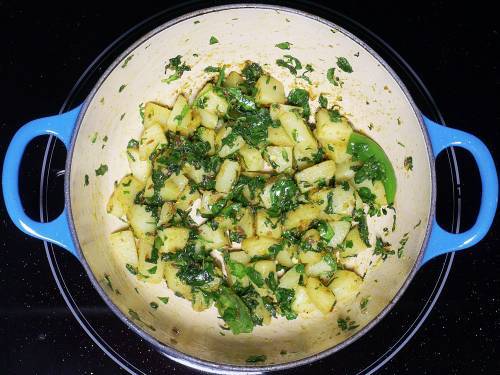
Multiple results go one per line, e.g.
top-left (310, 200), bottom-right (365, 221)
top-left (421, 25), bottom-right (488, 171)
top-left (106, 61), bottom-right (397, 334)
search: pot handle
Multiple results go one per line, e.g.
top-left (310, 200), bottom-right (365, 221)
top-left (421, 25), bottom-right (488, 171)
top-left (2, 106), bottom-right (81, 256)
top-left (422, 116), bottom-right (498, 264)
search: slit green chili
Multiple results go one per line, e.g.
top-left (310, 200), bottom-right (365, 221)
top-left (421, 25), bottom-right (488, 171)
top-left (347, 132), bottom-right (397, 204)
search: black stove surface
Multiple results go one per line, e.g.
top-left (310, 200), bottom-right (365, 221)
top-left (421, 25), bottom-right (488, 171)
top-left (1, 1), bottom-right (499, 374)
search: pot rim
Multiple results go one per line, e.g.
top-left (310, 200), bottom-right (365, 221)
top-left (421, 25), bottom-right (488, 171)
top-left (64, 3), bottom-right (436, 372)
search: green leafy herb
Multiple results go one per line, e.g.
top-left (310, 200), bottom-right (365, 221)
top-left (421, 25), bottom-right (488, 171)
top-left (324, 191), bottom-right (334, 214)
top-left (276, 54), bottom-right (302, 75)
top-left (353, 208), bottom-right (370, 246)
top-left (268, 177), bottom-right (299, 217)
top-left (327, 67), bottom-right (338, 86)
top-left (319, 94), bottom-right (328, 108)
top-left (299, 63), bottom-right (314, 84)
top-left (95, 164), bottom-right (108, 176)
top-left (360, 296), bottom-right (370, 310)
top-left (287, 88), bottom-right (310, 118)
top-left (139, 103), bottom-right (145, 121)
top-left (84, 174), bottom-right (89, 186)
top-left (373, 237), bottom-right (394, 260)
top-left (276, 288), bottom-right (297, 320)
top-left (209, 36), bottom-right (219, 45)
top-left (317, 220), bottom-right (334, 242)
top-left (404, 156), bottom-right (413, 171)
top-left (127, 139), bottom-right (139, 149)
top-left (118, 84), bottom-right (127, 92)
top-left (126, 263), bottom-right (138, 275)
top-left (150, 302), bottom-right (159, 309)
top-left (162, 55), bottom-right (191, 84)
top-left (158, 296), bottom-right (169, 304)
top-left (337, 316), bottom-right (359, 331)
top-left (246, 354), bottom-right (267, 363)
top-left (354, 156), bottom-right (386, 184)
top-left (275, 42), bottom-right (292, 50)
top-left (337, 57), bottom-right (353, 73)
top-left (295, 263), bottom-right (305, 274)
top-left (120, 113), bottom-right (126, 121)
top-left (121, 54), bottom-right (134, 68)
top-left (241, 62), bottom-right (263, 85)
top-left (215, 286), bottom-right (254, 334)
top-left (397, 232), bottom-right (409, 258)
top-left (328, 109), bottom-right (342, 122)
top-left (91, 132), bottom-right (98, 143)
top-left (104, 274), bottom-right (113, 290)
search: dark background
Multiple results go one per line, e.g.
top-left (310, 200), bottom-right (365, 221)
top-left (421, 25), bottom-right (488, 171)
top-left (1, 1), bottom-right (499, 374)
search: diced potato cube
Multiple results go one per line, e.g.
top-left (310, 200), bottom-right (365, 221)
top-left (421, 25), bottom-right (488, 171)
top-left (223, 71), bottom-right (244, 88)
top-left (198, 223), bottom-right (229, 250)
top-left (279, 112), bottom-right (317, 146)
top-left (160, 173), bottom-right (189, 201)
top-left (109, 230), bottom-right (138, 268)
top-left (276, 245), bottom-right (297, 267)
top-left (158, 227), bottom-right (190, 253)
top-left (177, 109), bottom-right (200, 136)
top-left (294, 160), bottom-right (336, 192)
top-left (294, 143), bottom-right (320, 170)
top-left (292, 286), bottom-right (318, 314)
top-left (283, 204), bottom-right (321, 231)
top-left (138, 123), bottom-right (167, 161)
top-left (197, 126), bottom-right (216, 155)
top-left (199, 191), bottom-right (226, 216)
top-left (311, 186), bottom-right (355, 220)
top-left (236, 207), bottom-right (255, 238)
top-left (335, 160), bottom-right (356, 182)
top-left (166, 95), bottom-right (192, 133)
top-left (259, 178), bottom-right (275, 209)
top-left (255, 209), bottom-right (282, 239)
top-left (164, 261), bottom-right (192, 299)
top-left (239, 144), bottom-right (265, 172)
top-left (215, 159), bottom-right (241, 193)
top-left (306, 277), bottom-right (336, 314)
top-left (127, 204), bottom-right (156, 238)
top-left (255, 75), bottom-right (286, 106)
top-left (268, 125), bottom-right (294, 146)
top-left (328, 270), bottom-right (363, 304)
top-left (182, 162), bottom-right (204, 184)
top-left (328, 221), bottom-right (351, 248)
top-left (196, 108), bottom-right (218, 129)
top-left (143, 102), bottom-right (171, 131)
top-left (266, 146), bottom-right (293, 173)
top-left (126, 148), bottom-right (151, 183)
top-left (176, 185), bottom-right (201, 211)
top-left (253, 260), bottom-right (276, 279)
top-left (342, 227), bottom-right (368, 258)
top-left (137, 236), bottom-right (164, 283)
top-left (106, 175), bottom-right (144, 218)
top-left (229, 251), bottom-right (250, 265)
top-left (314, 108), bottom-right (353, 163)
top-left (279, 265), bottom-right (301, 289)
top-left (192, 290), bottom-right (212, 312)
top-left (241, 237), bottom-right (280, 258)
top-left (158, 202), bottom-right (176, 227)
top-left (299, 250), bottom-right (323, 264)
top-left (305, 258), bottom-right (334, 278)
top-left (195, 83), bottom-right (228, 115)
top-left (270, 103), bottom-right (303, 121)
top-left (216, 127), bottom-right (246, 157)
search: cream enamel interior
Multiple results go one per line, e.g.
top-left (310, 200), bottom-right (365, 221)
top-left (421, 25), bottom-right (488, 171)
top-left (69, 6), bottom-right (432, 366)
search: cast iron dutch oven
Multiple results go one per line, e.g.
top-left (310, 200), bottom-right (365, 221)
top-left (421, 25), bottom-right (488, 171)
top-left (2, 4), bottom-right (498, 372)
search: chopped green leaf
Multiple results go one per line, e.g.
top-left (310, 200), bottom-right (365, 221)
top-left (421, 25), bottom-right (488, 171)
top-left (121, 54), bottom-right (134, 68)
top-left (209, 36), bottom-right (219, 45)
top-left (327, 68), bottom-right (338, 86)
top-left (337, 57), bottom-right (353, 73)
top-left (158, 296), bottom-right (169, 304)
top-left (118, 84), bottom-right (127, 92)
top-left (319, 94), bottom-right (328, 108)
top-left (95, 164), bottom-right (108, 176)
top-left (246, 354), bottom-right (267, 363)
top-left (84, 174), bottom-right (89, 186)
top-left (150, 301), bottom-right (159, 309)
top-left (275, 42), bottom-right (292, 50)
top-left (404, 156), bottom-right (413, 171)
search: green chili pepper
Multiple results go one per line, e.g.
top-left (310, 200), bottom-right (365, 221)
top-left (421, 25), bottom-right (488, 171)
top-left (347, 132), bottom-right (397, 205)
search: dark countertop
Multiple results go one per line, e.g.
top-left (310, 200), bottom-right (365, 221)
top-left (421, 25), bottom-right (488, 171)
top-left (1, 1), bottom-right (499, 374)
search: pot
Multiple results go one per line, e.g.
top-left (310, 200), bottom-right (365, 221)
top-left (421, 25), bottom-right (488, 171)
top-left (2, 4), bottom-right (498, 372)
